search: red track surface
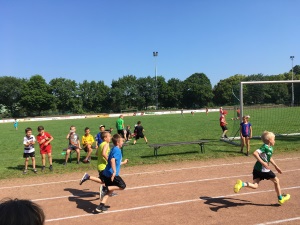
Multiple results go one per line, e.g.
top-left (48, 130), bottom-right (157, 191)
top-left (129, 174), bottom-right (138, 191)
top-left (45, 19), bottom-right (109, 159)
top-left (0, 152), bottom-right (299, 225)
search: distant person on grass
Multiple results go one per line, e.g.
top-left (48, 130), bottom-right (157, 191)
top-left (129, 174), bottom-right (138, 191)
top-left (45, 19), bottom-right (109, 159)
top-left (116, 115), bottom-right (125, 138)
top-left (23, 127), bottom-right (37, 174)
top-left (240, 115), bottom-right (252, 156)
top-left (220, 111), bottom-right (228, 139)
top-left (96, 134), bottom-right (129, 213)
top-left (37, 126), bottom-right (54, 172)
top-left (13, 119), bottom-right (18, 130)
top-left (63, 126), bottom-right (81, 165)
top-left (82, 127), bottom-right (95, 163)
top-left (79, 131), bottom-right (111, 185)
top-left (234, 131), bottom-right (290, 205)
top-left (0, 198), bottom-right (45, 225)
top-left (133, 121), bottom-right (148, 145)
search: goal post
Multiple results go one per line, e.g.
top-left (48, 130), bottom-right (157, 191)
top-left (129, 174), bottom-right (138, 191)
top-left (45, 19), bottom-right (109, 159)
top-left (239, 80), bottom-right (300, 138)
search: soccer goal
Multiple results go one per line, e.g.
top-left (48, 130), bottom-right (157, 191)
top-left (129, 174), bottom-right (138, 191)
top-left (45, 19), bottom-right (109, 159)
top-left (226, 80), bottom-right (300, 145)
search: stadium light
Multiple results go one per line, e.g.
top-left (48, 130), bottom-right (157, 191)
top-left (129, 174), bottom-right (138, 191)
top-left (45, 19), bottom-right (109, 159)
top-left (153, 51), bottom-right (158, 110)
top-left (290, 56), bottom-right (295, 106)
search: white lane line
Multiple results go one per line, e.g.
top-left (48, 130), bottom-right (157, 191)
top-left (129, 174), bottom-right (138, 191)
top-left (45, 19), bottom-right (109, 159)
top-left (256, 217), bottom-right (300, 225)
top-left (1, 157), bottom-right (299, 190)
top-left (45, 185), bottom-right (300, 223)
top-left (32, 168), bottom-right (300, 202)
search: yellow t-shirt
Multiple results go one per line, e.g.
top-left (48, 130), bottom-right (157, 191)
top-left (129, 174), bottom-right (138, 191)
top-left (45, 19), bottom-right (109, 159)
top-left (82, 134), bottom-right (95, 146)
top-left (97, 141), bottom-right (110, 171)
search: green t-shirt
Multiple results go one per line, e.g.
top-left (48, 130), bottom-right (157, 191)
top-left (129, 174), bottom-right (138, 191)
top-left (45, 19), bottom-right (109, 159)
top-left (254, 144), bottom-right (273, 172)
top-left (97, 141), bottom-right (111, 171)
top-left (116, 118), bottom-right (124, 130)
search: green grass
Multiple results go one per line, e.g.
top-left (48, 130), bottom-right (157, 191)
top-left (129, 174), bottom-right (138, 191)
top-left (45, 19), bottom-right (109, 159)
top-left (0, 110), bottom-right (299, 180)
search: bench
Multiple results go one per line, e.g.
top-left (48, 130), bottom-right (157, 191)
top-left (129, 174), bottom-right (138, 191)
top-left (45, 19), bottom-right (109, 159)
top-left (148, 140), bottom-right (209, 157)
top-left (61, 146), bottom-right (96, 162)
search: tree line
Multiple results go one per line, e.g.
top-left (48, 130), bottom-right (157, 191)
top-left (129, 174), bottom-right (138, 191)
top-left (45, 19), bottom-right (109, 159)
top-left (0, 65), bottom-right (299, 118)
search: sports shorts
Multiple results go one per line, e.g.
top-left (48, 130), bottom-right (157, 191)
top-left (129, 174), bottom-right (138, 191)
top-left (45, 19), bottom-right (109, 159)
top-left (100, 173), bottom-right (126, 189)
top-left (221, 125), bottom-right (228, 131)
top-left (253, 169), bottom-right (276, 180)
top-left (135, 133), bottom-right (144, 139)
top-left (40, 145), bottom-right (52, 154)
top-left (23, 152), bottom-right (35, 158)
top-left (68, 145), bottom-right (79, 151)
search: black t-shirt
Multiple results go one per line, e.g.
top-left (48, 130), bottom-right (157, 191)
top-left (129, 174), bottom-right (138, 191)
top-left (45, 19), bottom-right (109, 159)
top-left (135, 125), bottom-right (143, 135)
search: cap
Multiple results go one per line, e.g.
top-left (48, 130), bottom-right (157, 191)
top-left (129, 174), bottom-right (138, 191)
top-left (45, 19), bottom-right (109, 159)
top-left (245, 115), bottom-right (250, 118)
top-left (99, 125), bottom-right (105, 128)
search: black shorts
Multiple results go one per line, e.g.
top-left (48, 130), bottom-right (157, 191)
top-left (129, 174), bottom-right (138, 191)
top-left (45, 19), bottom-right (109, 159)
top-left (68, 145), bottom-right (79, 151)
top-left (253, 169), bottom-right (276, 180)
top-left (242, 134), bottom-right (250, 138)
top-left (221, 126), bottom-right (228, 131)
top-left (135, 133), bottom-right (144, 139)
top-left (117, 130), bottom-right (125, 138)
top-left (100, 173), bottom-right (126, 189)
top-left (23, 152), bottom-right (35, 158)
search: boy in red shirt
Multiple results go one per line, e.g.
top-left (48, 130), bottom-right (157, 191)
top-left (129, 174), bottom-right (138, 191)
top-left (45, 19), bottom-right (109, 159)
top-left (37, 126), bottom-right (54, 171)
top-left (220, 111), bottom-right (228, 139)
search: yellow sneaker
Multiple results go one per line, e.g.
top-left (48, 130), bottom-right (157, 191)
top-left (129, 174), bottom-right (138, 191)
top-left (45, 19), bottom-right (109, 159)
top-left (234, 179), bottom-right (243, 193)
top-left (278, 194), bottom-right (290, 205)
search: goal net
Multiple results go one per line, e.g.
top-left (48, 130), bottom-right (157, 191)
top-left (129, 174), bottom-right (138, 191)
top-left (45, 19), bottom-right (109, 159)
top-left (227, 80), bottom-right (300, 145)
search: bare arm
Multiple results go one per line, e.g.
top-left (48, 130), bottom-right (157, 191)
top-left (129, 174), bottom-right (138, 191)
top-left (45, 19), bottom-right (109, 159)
top-left (121, 159), bottom-right (129, 165)
top-left (270, 157), bottom-right (282, 174)
top-left (110, 158), bottom-right (116, 181)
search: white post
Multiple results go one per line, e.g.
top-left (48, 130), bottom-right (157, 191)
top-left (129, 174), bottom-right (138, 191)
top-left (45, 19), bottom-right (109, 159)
top-left (290, 56), bottom-right (295, 106)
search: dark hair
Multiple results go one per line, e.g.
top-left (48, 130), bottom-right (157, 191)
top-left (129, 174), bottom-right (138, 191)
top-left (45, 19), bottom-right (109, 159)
top-left (25, 127), bottom-right (32, 133)
top-left (112, 134), bottom-right (121, 145)
top-left (84, 127), bottom-right (89, 132)
top-left (37, 126), bottom-right (44, 131)
top-left (137, 121), bottom-right (141, 125)
top-left (0, 198), bottom-right (45, 225)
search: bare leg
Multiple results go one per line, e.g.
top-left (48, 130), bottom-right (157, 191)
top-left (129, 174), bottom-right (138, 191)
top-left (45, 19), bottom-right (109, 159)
top-left (48, 153), bottom-right (52, 165)
top-left (32, 157), bottom-right (36, 169)
top-left (270, 177), bottom-right (281, 197)
top-left (41, 154), bottom-right (46, 166)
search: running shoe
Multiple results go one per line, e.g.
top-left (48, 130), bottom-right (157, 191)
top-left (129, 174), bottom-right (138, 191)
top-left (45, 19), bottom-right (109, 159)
top-left (49, 165), bottom-right (53, 171)
top-left (79, 173), bottom-right (90, 185)
top-left (95, 204), bottom-right (108, 213)
top-left (33, 169), bottom-right (38, 174)
top-left (234, 179), bottom-right (243, 193)
top-left (278, 194), bottom-right (291, 205)
top-left (41, 166), bottom-right (45, 172)
top-left (100, 185), bottom-right (108, 200)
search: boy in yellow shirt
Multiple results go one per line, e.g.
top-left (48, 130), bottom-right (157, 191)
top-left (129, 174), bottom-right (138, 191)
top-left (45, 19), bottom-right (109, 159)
top-left (82, 127), bottom-right (95, 163)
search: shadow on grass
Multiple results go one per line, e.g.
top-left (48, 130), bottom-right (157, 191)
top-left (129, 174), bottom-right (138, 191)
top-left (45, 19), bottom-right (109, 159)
top-left (200, 196), bottom-right (280, 212)
top-left (65, 188), bottom-right (100, 214)
top-left (140, 150), bottom-right (199, 158)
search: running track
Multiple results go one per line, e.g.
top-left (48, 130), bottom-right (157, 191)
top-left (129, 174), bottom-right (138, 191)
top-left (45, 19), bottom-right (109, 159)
top-left (0, 153), bottom-right (299, 225)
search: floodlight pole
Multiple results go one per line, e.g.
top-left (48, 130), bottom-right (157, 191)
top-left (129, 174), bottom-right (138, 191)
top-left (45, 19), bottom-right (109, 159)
top-left (153, 51), bottom-right (158, 110)
top-left (290, 56), bottom-right (295, 107)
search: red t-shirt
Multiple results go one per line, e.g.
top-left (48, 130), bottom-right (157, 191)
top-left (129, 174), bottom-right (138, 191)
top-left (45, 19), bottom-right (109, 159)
top-left (220, 115), bottom-right (226, 126)
top-left (37, 132), bottom-right (52, 149)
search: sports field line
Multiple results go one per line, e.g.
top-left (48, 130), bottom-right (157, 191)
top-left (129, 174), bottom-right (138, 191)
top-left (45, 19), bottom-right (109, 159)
top-left (0, 156), bottom-right (298, 190)
top-left (256, 216), bottom-right (300, 225)
top-left (31, 168), bottom-right (300, 202)
top-left (45, 185), bottom-right (300, 223)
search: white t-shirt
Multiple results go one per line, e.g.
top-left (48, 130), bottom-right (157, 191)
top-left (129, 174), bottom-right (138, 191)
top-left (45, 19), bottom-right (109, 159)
top-left (23, 135), bottom-right (36, 153)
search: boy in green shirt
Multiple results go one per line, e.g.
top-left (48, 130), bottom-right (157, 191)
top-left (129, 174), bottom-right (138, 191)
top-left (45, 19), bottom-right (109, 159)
top-left (234, 131), bottom-right (290, 205)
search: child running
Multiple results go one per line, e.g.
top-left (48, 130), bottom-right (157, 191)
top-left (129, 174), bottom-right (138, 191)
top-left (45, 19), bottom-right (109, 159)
top-left (37, 126), bottom-right (54, 171)
top-left (133, 121), bottom-right (148, 145)
top-left (23, 127), bottom-right (37, 174)
top-left (79, 131), bottom-right (111, 185)
top-left (234, 131), bottom-right (290, 205)
top-left (96, 134), bottom-right (129, 212)
top-left (240, 115), bottom-right (252, 156)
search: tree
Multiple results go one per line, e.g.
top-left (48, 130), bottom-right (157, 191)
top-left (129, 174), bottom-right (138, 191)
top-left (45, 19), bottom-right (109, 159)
top-left (20, 75), bottom-right (54, 116)
top-left (136, 76), bottom-right (156, 109)
top-left (182, 73), bottom-right (213, 108)
top-left (160, 78), bottom-right (183, 108)
top-left (49, 78), bottom-right (82, 114)
top-left (78, 80), bottom-right (110, 113)
top-left (0, 76), bottom-right (25, 117)
top-left (213, 74), bottom-right (245, 106)
top-left (110, 75), bottom-right (138, 112)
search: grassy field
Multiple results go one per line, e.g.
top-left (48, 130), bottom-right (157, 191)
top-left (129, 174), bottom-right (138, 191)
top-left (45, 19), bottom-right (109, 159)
top-left (0, 110), bottom-right (299, 180)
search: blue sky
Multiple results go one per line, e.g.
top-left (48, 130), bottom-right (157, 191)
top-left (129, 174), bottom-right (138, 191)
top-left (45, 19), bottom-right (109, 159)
top-left (0, 0), bottom-right (299, 87)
